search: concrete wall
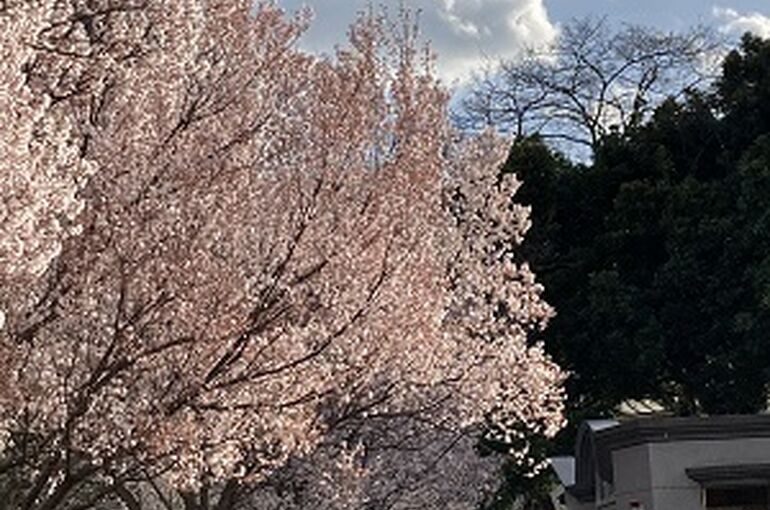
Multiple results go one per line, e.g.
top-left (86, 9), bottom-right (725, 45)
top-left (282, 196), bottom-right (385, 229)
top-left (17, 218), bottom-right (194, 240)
top-left (610, 443), bottom-right (655, 510)
top-left (608, 436), bottom-right (770, 510)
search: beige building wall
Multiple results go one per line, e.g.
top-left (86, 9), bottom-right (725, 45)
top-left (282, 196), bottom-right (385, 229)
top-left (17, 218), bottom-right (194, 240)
top-left (605, 436), bottom-right (770, 510)
top-left (610, 443), bottom-right (655, 510)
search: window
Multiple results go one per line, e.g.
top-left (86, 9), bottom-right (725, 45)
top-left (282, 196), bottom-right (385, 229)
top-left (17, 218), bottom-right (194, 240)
top-left (705, 487), bottom-right (769, 510)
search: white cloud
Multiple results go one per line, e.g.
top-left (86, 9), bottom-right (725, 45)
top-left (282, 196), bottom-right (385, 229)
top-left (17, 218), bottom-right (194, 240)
top-left (425, 0), bottom-right (560, 82)
top-left (713, 6), bottom-right (770, 38)
top-left (280, 0), bottom-right (559, 84)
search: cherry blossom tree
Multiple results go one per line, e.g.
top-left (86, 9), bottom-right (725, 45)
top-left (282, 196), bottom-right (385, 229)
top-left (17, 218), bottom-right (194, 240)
top-left (0, 2), bottom-right (564, 509)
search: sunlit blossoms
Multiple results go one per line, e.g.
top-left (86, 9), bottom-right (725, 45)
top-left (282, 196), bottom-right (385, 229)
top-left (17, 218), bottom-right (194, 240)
top-left (0, 1), bottom-right (96, 281)
top-left (0, 1), bottom-right (564, 509)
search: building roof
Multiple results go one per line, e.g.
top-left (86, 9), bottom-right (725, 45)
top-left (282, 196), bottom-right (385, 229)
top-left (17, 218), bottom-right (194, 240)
top-left (686, 463), bottom-right (770, 486)
top-left (596, 414), bottom-right (770, 454)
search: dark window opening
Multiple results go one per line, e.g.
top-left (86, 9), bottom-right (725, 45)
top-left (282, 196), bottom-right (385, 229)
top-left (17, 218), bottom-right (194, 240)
top-left (706, 487), bottom-right (769, 509)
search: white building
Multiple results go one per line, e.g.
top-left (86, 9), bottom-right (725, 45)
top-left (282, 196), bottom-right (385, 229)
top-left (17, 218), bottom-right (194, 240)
top-left (552, 415), bottom-right (770, 510)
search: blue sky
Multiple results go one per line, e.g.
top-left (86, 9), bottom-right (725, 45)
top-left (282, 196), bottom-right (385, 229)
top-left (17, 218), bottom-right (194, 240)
top-left (275, 0), bottom-right (770, 84)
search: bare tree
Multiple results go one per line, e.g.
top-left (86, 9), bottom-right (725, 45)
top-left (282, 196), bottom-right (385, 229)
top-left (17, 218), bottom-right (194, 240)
top-left (459, 17), bottom-right (723, 157)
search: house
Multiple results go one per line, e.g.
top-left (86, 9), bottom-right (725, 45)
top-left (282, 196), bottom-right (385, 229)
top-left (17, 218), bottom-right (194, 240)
top-left (551, 414), bottom-right (770, 509)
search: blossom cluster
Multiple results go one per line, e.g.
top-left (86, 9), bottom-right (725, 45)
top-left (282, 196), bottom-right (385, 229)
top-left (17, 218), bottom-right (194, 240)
top-left (0, 2), bottom-right (565, 508)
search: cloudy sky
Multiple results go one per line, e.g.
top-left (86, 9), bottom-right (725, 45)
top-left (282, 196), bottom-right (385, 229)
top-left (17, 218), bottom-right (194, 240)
top-left (275, 0), bottom-right (770, 83)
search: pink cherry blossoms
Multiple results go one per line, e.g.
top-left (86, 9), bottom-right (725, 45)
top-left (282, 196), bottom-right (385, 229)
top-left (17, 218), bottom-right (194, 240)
top-left (0, 2), bottom-right (565, 509)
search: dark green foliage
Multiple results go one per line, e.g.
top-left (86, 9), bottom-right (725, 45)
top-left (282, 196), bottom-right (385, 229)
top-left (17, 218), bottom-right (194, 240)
top-left (509, 33), bottom-right (770, 434)
top-left (487, 35), bottom-right (770, 509)
top-left (719, 34), bottom-right (770, 156)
